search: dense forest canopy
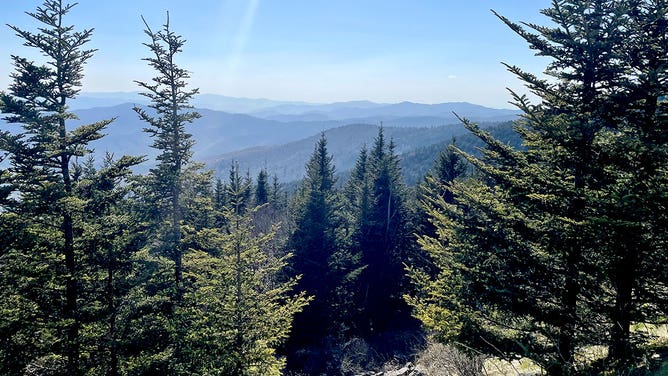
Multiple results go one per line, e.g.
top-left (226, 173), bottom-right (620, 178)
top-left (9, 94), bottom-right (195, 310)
top-left (0, 1), bottom-right (666, 375)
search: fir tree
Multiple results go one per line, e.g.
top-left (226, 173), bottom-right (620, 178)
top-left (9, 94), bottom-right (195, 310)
top-left (0, 1), bottom-right (109, 373)
top-left (348, 128), bottom-right (416, 336)
top-left (288, 135), bottom-right (339, 345)
top-left (74, 154), bottom-right (144, 375)
top-left (409, 1), bottom-right (668, 374)
top-left (134, 13), bottom-right (200, 297)
top-left (132, 13), bottom-right (202, 372)
top-left (179, 203), bottom-right (309, 374)
top-left (226, 161), bottom-right (252, 216)
top-left (255, 168), bottom-right (269, 206)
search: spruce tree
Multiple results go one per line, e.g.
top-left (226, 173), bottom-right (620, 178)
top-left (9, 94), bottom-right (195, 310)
top-left (0, 1), bottom-right (109, 373)
top-left (409, 1), bottom-right (668, 374)
top-left (351, 128), bottom-right (416, 335)
top-left (134, 13), bottom-right (200, 298)
top-left (420, 139), bottom-right (467, 205)
top-left (74, 154), bottom-right (144, 375)
top-left (226, 161), bottom-right (252, 216)
top-left (180, 206), bottom-right (309, 375)
top-left (288, 135), bottom-right (339, 346)
top-left (416, 139), bottom-right (467, 238)
top-left (591, 1), bottom-right (668, 365)
top-left (131, 14), bottom-right (203, 372)
top-left (255, 168), bottom-right (269, 205)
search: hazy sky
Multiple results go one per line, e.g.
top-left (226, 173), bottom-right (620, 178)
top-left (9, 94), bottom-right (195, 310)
top-left (0, 0), bottom-right (553, 108)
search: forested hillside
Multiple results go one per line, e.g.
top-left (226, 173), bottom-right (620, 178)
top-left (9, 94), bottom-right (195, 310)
top-left (1, 1), bottom-right (666, 376)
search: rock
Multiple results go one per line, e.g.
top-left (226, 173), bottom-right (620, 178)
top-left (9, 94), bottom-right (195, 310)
top-left (384, 366), bottom-right (410, 376)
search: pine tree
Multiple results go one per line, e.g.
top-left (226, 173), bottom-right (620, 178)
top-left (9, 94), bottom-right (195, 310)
top-left (0, 1), bottom-right (110, 373)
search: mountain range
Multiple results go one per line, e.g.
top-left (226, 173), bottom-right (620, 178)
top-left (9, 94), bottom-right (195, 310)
top-left (5, 92), bottom-right (521, 183)
top-left (72, 92), bottom-right (519, 123)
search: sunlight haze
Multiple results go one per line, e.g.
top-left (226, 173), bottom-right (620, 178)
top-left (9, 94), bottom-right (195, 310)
top-left (0, 0), bottom-right (552, 108)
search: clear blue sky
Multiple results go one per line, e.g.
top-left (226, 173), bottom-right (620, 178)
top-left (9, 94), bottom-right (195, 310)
top-left (0, 0), bottom-right (553, 108)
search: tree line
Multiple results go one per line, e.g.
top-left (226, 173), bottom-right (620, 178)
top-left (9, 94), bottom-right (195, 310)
top-left (1, 1), bottom-right (667, 375)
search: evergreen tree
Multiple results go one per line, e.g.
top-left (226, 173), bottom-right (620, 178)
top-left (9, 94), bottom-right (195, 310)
top-left (588, 1), bottom-right (668, 365)
top-left (409, 1), bottom-right (668, 374)
top-left (419, 139), bottom-right (467, 206)
top-left (416, 139), bottom-right (467, 238)
top-left (74, 154), bottom-right (144, 375)
top-left (344, 145), bottom-right (372, 240)
top-left (180, 206), bottom-right (309, 375)
top-left (212, 177), bottom-right (228, 228)
top-left (288, 135), bottom-right (339, 345)
top-left (286, 134), bottom-right (365, 373)
top-left (255, 168), bottom-right (269, 206)
top-left (132, 14), bottom-right (203, 372)
top-left (351, 128), bottom-right (416, 335)
top-left (413, 140), bottom-right (468, 276)
top-left (134, 13), bottom-right (200, 298)
top-left (0, 1), bottom-right (109, 373)
top-left (226, 161), bottom-right (252, 216)
top-left (269, 174), bottom-right (285, 207)
top-left (181, 163), bottom-right (214, 230)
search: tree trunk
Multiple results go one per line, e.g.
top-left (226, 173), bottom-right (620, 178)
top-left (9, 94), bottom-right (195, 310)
top-left (60, 114), bottom-right (80, 375)
top-left (607, 247), bottom-right (636, 367)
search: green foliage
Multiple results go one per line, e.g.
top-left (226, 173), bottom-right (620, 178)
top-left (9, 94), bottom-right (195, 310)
top-left (134, 13), bottom-right (201, 298)
top-left (409, 1), bottom-right (668, 375)
top-left (74, 155), bottom-right (144, 375)
top-left (0, 1), bottom-right (113, 373)
top-left (179, 208), bottom-right (309, 375)
top-left (399, 130), bottom-right (480, 187)
top-left (348, 128), bottom-right (418, 336)
top-left (227, 161), bottom-right (253, 216)
top-left (284, 135), bottom-right (367, 373)
top-left (289, 135), bottom-right (347, 339)
top-left (256, 168), bottom-right (269, 205)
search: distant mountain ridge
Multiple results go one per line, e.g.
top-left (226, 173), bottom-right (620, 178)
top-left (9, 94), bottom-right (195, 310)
top-left (250, 101), bottom-right (519, 123)
top-left (3, 94), bottom-right (521, 180)
top-left (72, 92), bottom-right (520, 122)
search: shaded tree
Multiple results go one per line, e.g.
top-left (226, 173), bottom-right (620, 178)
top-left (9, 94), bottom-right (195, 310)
top-left (177, 194), bottom-right (309, 374)
top-left (255, 168), bottom-right (269, 205)
top-left (74, 154), bottom-right (144, 376)
top-left (351, 128), bottom-right (416, 335)
top-left (288, 135), bottom-right (340, 345)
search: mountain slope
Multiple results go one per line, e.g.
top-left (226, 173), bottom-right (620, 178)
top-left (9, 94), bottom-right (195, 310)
top-left (207, 121), bottom-right (512, 184)
top-left (73, 103), bottom-right (340, 163)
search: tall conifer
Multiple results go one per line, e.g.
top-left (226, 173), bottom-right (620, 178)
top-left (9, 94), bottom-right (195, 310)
top-left (410, 1), bottom-right (668, 374)
top-left (134, 13), bottom-right (200, 297)
top-left (289, 135), bottom-right (339, 345)
top-left (0, 1), bottom-right (109, 373)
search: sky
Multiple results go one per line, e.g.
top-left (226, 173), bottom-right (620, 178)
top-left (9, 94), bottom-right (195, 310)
top-left (0, 0), bottom-right (554, 109)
